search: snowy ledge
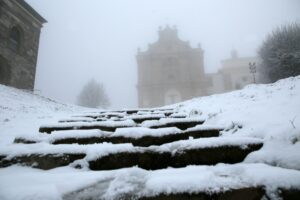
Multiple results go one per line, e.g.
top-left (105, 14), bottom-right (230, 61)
top-left (1, 163), bottom-right (300, 199)
top-left (0, 136), bottom-right (263, 161)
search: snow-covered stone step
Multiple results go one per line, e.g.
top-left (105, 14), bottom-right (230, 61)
top-left (15, 126), bottom-right (221, 146)
top-left (0, 143), bottom-right (132, 170)
top-left (74, 108), bottom-right (174, 118)
top-left (51, 127), bottom-right (220, 147)
top-left (39, 117), bottom-right (205, 134)
top-left (89, 143), bottom-right (262, 170)
top-left (144, 118), bottom-right (205, 130)
top-left (39, 119), bottom-right (137, 134)
top-left (132, 187), bottom-right (265, 200)
top-left (1, 137), bottom-right (262, 170)
top-left (61, 163), bottom-right (300, 200)
top-left (125, 114), bottom-right (166, 123)
top-left (0, 153), bottom-right (85, 170)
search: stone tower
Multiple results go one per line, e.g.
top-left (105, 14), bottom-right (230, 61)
top-left (0, 0), bottom-right (46, 90)
top-left (136, 26), bottom-right (208, 108)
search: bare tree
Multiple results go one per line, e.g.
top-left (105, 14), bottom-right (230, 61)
top-left (258, 23), bottom-right (300, 83)
top-left (77, 79), bottom-right (110, 108)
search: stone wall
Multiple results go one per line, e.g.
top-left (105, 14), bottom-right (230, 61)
top-left (0, 0), bottom-right (45, 90)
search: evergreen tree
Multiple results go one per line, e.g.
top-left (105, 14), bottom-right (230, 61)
top-left (258, 23), bottom-right (300, 82)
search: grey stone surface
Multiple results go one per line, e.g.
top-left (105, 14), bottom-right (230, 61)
top-left (0, 0), bottom-right (45, 90)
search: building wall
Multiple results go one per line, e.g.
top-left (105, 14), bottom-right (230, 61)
top-left (137, 26), bottom-right (209, 108)
top-left (206, 53), bottom-right (258, 94)
top-left (0, 0), bottom-right (45, 90)
top-left (219, 56), bottom-right (258, 92)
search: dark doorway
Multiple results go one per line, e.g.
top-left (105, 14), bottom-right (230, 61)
top-left (0, 56), bottom-right (11, 85)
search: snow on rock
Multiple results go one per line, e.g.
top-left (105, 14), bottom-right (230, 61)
top-left (156, 136), bottom-right (263, 153)
top-left (47, 130), bottom-right (112, 143)
top-left (158, 117), bottom-right (205, 124)
top-left (172, 76), bottom-right (300, 170)
top-left (58, 117), bottom-right (95, 123)
top-left (40, 119), bottom-right (136, 129)
top-left (141, 120), bottom-right (160, 128)
top-left (0, 135), bottom-right (261, 160)
top-left (124, 113), bottom-right (165, 120)
top-left (140, 117), bottom-right (205, 128)
top-left (114, 127), bottom-right (182, 138)
top-left (244, 135), bottom-right (300, 170)
top-left (176, 76), bottom-right (300, 139)
top-left (142, 163), bottom-right (300, 197)
top-left (185, 124), bottom-right (224, 131)
top-left (0, 142), bottom-right (135, 160)
top-left (12, 129), bottom-right (113, 144)
top-left (1, 163), bottom-right (300, 200)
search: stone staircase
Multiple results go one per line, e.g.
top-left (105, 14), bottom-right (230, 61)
top-left (1, 108), bottom-right (299, 199)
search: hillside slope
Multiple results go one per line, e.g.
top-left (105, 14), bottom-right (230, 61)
top-left (0, 85), bottom-right (93, 144)
top-left (0, 76), bottom-right (300, 200)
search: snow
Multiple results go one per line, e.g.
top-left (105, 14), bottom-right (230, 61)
top-left (0, 85), bottom-right (94, 145)
top-left (143, 163), bottom-right (300, 197)
top-left (40, 119), bottom-right (136, 129)
top-left (177, 77), bottom-right (300, 140)
top-left (125, 113), bottom-right (165, 120)
top-left (113, 127), bottom-right (182, 138)
top-left (186, 124), bottom-right (224, 131)
top-left (47, 130), bottom-right (112, 143)
top-left (140, 117), bottom-right (205, 128)
top-left (244, 138), bottom-right (300, 170)
top-left (58, 117), bottom-right (94, 123)
top-left (158, 117), bottom-right (205, 124)
top-left (1, 163), bottom-right (300, 200)
top-left (155, 136), bottom-right (263, 153)
top-left (0, 142), bottom-right (135, 160)
top-left (1, 76), bottom-right (300, 199)
top-left (173, 76), bottom-right (300, 170)
top-left (0, 136), bottom-right (261, 160)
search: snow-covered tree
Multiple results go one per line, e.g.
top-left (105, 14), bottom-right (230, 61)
top-left (258, 23), bottom-right (300, 83)
top-left (77, 79), bottom-right (110, 108)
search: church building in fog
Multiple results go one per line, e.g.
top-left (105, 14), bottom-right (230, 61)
top-left (136, 26), bottom-right (211, 108)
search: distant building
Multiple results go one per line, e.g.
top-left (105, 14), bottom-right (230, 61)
top-left (136, 26), bottom-right (259, 108)
top-left (136, 26), bottom-right (211, 108)
top-left (0, 0), bottom-right (46, 90)
top-left (206, 50), bottom-right (259, 94)
top-left (218, 50), bottom-right (258, 92)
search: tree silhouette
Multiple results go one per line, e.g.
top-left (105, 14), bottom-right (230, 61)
top-left (258, 23), bottom-right (300, 82)
top-left (77, 79), bottom-right (110, 109)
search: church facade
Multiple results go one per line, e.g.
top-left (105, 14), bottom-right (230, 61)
top-left (0, 0), bottom-right (46, 90)
top-left (136, 26), bottom-right (260, 108)
top-left (136, 26), bottom-right (211, 108)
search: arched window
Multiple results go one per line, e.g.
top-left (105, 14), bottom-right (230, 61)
top-left (9, 27), bottom-right (22, 51)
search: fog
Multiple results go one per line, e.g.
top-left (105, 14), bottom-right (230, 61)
top-left (26, 0), bottom-right (300, 109)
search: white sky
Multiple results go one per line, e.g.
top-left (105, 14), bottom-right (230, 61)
top-left (26, 0), bottom-right (300, 109)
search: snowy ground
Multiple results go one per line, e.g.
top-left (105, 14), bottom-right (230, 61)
top-left (0, 85), bottom-right (95, 145)
top-left (0, 76), bottom-right (300, 199)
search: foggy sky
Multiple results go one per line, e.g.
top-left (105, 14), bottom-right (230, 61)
top-left (26, 0), bottom-right (300, 109)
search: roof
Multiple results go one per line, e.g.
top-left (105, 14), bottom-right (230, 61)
top-left (15, 0), bottom-right (47, 24)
